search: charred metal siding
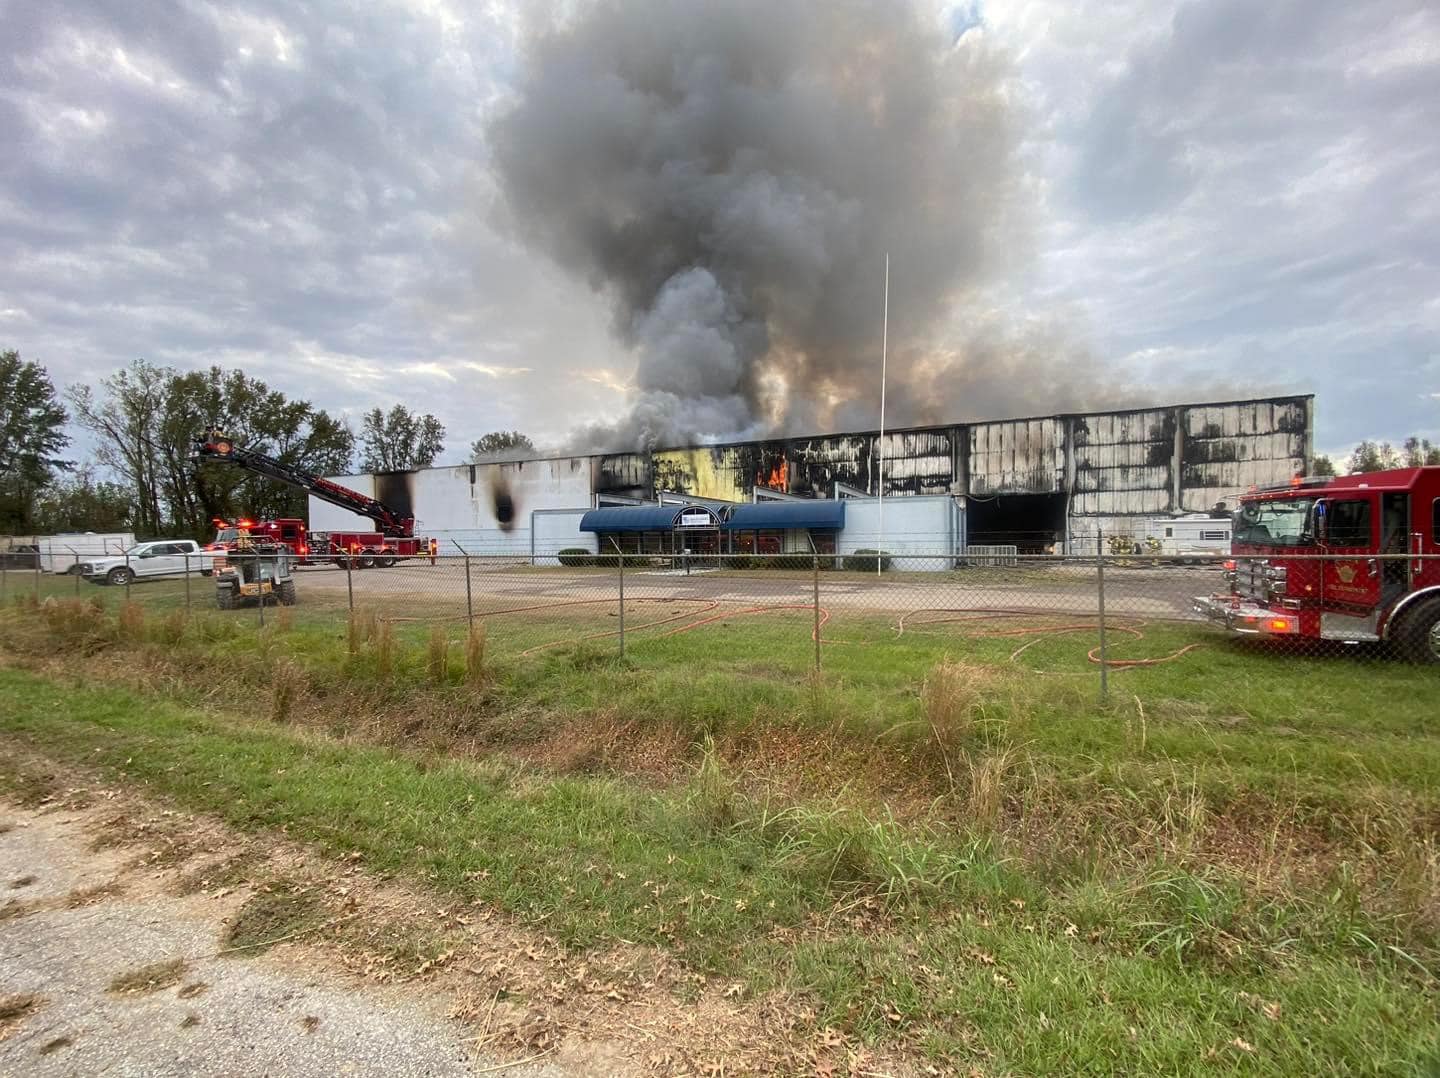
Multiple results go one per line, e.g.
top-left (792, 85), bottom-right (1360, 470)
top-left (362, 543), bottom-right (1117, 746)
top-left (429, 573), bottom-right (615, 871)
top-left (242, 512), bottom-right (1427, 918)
top-left (967, 419), bottom-right (1065, 495)
top-left (1070, 409), bottom-right (1177, 516)
top-left (876, 431), bottom-right (955, 496)
top-left (1179, 399), bottom-right (1311, 512)
top-left (314, 395), bottom-right (1314, 552)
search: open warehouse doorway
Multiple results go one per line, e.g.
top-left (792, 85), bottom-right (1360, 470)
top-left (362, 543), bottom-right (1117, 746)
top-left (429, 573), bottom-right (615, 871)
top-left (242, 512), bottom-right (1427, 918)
top-left (965, 493), bottom-right (1068, 554)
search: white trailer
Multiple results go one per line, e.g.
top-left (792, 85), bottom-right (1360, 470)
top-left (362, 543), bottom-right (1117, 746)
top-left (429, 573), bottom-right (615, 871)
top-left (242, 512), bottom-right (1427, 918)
top-left (38, 532), bottom-right (136, 574)
top-left (1143, 516), bottom-right (1231, 562)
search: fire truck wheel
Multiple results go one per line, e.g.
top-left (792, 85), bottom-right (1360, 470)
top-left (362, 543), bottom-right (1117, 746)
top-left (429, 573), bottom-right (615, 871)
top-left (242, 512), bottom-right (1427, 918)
top-left (1395, 599), bottom-right (1440, 665)
top-left (357, 554), bottom-right (376, 570)
top-left (377, 554), bottom-right (397, 568)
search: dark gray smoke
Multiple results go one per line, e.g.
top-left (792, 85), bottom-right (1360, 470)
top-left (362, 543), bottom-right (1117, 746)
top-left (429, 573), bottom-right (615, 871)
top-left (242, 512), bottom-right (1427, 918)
top-left (489, 1), bottom-right (1074, 450)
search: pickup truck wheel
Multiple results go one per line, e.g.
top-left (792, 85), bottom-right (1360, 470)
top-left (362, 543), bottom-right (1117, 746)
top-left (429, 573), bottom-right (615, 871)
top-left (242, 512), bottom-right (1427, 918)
top-left (1394, 599), bottom-right (1440, 665)
top-left (106, 566), bottom-right (134, 586)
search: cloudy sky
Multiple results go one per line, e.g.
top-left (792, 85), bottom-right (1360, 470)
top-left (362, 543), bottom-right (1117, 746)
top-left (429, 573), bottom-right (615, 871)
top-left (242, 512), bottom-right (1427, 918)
top-left (2, 0), bottom-right (1436, 463)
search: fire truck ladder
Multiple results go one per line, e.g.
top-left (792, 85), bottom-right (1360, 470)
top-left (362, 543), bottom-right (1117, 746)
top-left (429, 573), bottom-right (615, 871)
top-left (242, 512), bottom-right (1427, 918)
top-left (192, 431), bottom-right (416, 538)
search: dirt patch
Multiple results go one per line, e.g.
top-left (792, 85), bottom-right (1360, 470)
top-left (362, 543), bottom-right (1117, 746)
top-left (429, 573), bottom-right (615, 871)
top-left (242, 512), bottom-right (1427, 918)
top-left (38, 1035), bottom-right (72, 1055)
top-left (0, 993), bottom-right (43, 1036)
top-left (177, 981), bottom-right (209, 999)
top-left (225, 882), bottom-right (326, 954)
top-left (108, 957), bottom-right (187, 995)
top-left (66, 880), bottom-right (124, 907)
top-left (10, 874), bottom-right (37, 889)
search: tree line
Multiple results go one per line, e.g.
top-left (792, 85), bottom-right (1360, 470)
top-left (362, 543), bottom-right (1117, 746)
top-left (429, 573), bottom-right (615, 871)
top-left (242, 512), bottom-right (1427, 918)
top-left (3, 349), bottom-right (544, 539)
top-left (2, 351), bottom-right (453, 539)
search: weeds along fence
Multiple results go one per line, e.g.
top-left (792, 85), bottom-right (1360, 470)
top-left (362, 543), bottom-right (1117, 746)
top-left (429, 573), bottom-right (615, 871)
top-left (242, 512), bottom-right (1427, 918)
top-left (8, 541), bottom-right (1435, 697)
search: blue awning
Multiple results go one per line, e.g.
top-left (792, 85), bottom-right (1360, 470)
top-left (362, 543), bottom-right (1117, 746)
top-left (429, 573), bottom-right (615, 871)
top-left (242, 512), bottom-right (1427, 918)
top-left (721, 500), bottom-right (845, 531)
top-left (579, 504), bottom-right (720, 532)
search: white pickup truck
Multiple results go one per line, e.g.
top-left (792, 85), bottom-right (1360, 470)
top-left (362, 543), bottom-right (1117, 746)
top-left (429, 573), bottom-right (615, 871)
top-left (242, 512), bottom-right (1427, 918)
top-left (80, 540), bottom-right (214, 586)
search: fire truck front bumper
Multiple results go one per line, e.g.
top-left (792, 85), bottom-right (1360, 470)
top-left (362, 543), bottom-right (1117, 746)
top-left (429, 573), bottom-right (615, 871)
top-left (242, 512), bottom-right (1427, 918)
top-left (1191, 595), bottom-right (1300, 636)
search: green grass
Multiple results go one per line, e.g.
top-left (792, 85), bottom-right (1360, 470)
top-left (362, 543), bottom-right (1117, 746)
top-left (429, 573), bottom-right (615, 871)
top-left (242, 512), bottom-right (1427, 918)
top-left (2, 588), bottom-right (1439, 1072)
top-left (1, 661), bottom-right (1438, 1073)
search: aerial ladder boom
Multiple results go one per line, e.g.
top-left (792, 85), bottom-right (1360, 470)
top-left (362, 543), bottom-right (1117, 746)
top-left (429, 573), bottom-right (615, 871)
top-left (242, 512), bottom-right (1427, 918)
top-left (193, 430), bottom-right (416, 537)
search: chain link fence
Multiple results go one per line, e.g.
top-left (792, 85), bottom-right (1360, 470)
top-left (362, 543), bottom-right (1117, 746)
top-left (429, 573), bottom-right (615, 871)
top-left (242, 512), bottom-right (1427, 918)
top-left (5, 535), bottom-right (1437, 694)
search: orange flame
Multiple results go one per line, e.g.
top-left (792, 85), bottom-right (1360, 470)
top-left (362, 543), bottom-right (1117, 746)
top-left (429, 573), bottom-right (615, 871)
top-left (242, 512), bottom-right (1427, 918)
top-left (759, 458), bottom-right (788, 492)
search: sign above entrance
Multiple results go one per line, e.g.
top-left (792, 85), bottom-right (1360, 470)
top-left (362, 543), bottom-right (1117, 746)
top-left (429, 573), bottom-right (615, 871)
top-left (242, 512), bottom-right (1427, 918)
top-left (678, 508), bottom-right (717, 528)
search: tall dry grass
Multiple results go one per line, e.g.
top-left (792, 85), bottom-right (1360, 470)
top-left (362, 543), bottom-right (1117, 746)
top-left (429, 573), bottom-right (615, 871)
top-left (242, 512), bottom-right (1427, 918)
top-left (427, 627), bottom-right (449, 684)
top-left (465, 623), bottom-right (486, 686)
top-left (374, 619), bottom-right (395, 680)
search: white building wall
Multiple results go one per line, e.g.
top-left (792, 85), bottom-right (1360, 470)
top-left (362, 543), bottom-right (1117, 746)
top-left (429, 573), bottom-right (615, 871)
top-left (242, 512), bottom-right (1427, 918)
top-left (838, 496), bottom-right (961, 570)
top-left (308, 475), bottom-right (377, 532)
top-left (309, 458), bottom-right (595, 556)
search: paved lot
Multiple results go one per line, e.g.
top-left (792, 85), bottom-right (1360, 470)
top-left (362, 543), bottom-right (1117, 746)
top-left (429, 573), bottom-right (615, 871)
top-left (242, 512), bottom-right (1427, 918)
top-left (296, 561), bottom-right (1222, 621)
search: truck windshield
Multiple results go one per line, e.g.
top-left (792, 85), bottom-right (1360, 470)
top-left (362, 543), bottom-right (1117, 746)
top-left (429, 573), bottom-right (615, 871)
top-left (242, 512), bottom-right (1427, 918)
top-left (215, 528), bottom-right (239, 542)
top-left (1233, 498), bottom-right (1316, 546)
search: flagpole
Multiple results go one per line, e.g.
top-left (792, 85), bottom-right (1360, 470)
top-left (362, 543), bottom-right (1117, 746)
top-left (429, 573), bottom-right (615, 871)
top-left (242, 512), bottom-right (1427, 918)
top-left (877, 253), bottom-right (889, 578)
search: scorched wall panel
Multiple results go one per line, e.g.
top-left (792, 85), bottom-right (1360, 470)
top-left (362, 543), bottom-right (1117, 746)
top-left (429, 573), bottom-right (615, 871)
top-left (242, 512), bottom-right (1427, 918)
top-left (1179, 399), bottom-right (1310, 512)
top-left (967, 419), bottom-right (1065, 495)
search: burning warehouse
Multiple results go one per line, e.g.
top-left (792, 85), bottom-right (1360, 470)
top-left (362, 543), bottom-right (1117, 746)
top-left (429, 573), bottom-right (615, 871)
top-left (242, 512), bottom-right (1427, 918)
top-left (309, 394), bottom-right (1314, 564)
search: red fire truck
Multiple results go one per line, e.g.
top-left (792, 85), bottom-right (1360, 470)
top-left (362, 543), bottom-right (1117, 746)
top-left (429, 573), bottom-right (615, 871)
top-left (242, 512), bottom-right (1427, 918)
top-left (1193, 466), bottom-right (1440, 663)
top-left (194, 432), bottom-right (438, 569)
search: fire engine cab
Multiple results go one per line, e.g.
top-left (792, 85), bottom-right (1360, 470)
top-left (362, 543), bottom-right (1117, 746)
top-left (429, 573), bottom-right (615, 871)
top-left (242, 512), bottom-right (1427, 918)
top-left (1193, 466), bottom-right (1440, 663)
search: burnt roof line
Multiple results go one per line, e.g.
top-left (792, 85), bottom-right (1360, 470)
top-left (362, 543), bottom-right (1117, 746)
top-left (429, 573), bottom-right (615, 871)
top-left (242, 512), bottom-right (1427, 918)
top-left (340, 393), bottom-right (1315, 477)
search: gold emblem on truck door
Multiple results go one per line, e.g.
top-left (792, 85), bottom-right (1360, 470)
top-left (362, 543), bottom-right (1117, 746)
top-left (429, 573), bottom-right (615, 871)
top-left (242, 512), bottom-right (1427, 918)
top-left (1336, 564), bottom-right (1357, 584)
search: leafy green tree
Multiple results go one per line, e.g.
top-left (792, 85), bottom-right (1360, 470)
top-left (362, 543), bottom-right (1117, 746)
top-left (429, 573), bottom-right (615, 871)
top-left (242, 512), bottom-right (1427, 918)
top-left (32, 467), bottom-right (134, 533)
top-left (71, 361), bottom-right (353, 538)
top-left (1311, 454), bottom-right (1337, 477)
top-left (359, 405), bottom-right (445, 472)
top-left (165, 367), bottom-right (353, 533)
top-left (68, 360), bottom-right (170, 535)
top-left (1345, 437), bottom-right (1437, 474)
top-left (470, 430), bottom-right (535, 460)
top-left (1346, 440), bottom-right (1402, 475)
top-left (1401, 436), bottom-right (1440, 467)
top-left (0, 351), bottom-right (71, 533)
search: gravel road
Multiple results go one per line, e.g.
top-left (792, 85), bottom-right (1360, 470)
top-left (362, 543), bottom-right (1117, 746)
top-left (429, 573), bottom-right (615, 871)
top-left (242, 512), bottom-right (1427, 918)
top-left (0, 809), bottom-right (568, 1078)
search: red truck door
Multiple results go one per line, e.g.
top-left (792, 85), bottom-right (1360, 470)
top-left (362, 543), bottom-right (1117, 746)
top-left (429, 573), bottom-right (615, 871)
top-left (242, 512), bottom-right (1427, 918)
top-left (1316, 494), bottom-right (1381, 614)
top-left (1415, 489), bottom-right (1440, 592)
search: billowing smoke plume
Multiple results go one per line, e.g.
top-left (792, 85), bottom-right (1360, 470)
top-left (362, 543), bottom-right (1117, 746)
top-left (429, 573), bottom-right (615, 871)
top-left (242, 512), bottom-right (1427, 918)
top-left (489, 1), bottom-right (1081, 449)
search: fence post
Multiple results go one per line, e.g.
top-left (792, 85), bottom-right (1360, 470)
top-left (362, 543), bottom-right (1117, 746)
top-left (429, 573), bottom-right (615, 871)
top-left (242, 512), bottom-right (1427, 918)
top-left (611, 537), bottom-right (625, 658)
top-left (124, 550), bottom-right (132, 602)
top-left (1096, 529), bottom-right (1109, 701)
top-left (33, 553), bottom-right (41, 599)
top-left (67, 547), bottom-right (80, 597)
top-left (257, 553), bottom-right (266, 629)
top-left (184, 553), bottom-right (191, 612)
top-left (345, 553), bottom-right (354, 612)
top-left (1, 551), bottom-right (6, 603)
top-left (453, 540), bottom-right (473, 624)
top-left (812, 552), bottom-right (822, 673)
